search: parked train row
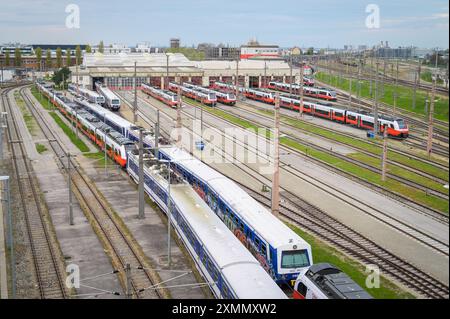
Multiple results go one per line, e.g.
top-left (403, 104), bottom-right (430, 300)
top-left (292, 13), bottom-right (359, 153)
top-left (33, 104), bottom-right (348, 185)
top-left (37, 81), bottom-right (372, 299)
top-left (183, 82), bottom-right (237, 105)
top-left (35, 81), bottom-right (310, 298)
top-left (95, 82), bottom-right (121, 111)
top-left (141, 83), bottom-right (179, 108)
top-left (168, 82), bottom-right (217, 106)
top-left (210, 81), bottom-right (408, 137)
top-left (267, 81), bottom-right (337, 101)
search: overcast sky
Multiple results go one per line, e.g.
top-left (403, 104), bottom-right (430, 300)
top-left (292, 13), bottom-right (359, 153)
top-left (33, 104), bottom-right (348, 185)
top-left (0, 0), bottom-right (448, 48)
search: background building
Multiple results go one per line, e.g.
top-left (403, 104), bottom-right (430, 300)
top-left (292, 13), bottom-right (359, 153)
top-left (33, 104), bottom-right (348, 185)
top-left (240, 40), bottom-right (280, 60)
top-left (170, 38), bottom-right (180, 49)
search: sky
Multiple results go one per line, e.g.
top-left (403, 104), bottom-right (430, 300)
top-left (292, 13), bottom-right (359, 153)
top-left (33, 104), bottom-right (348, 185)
top-left (0, 0), bottom-right (448, 48)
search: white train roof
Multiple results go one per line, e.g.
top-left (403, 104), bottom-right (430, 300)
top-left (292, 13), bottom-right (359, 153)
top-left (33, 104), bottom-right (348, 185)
top-left (160, 147), bottom-right (311, 250)
top-left (97, 84), bottom-right (120, 100)
top-left (76, 98), bottom-right (132, 129)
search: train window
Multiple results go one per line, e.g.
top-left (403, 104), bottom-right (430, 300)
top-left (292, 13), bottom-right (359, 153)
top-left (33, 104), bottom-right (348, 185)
top-left (390, 124), bottom-right (394, 129)
top-left (254, 237), bottom-right (260, 248)
top-left (296, 282), bottom-right (308, 296)
top-left (239, 222), bottom-right (244, 232)
top-left (334, 112), bottom-right (343, 117)
top-left (281, 250), bottom-right (310, 269)
top-left (347, 114), bottom-right (356, 121)
top-left (362, 120), bottom-right (374, 128)
top-left (261, 244), bottom-right (267, 257)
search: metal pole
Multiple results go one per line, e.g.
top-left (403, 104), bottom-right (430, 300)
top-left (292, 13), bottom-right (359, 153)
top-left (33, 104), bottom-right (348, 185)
top-left (348, 76), bottom-right (352, 108)
top-left (125, 263), bottom-right (131, 299)
top-left (425, 98), bottom-right (428, 115)
top-left (300, 62), bottom-right (304, 118)
top-left (166, 54), bottom-right (169, 90)
top-left (1, 176), bottom-right (15, 298)
top-left (133, 61), bottom-right (138, 124)
top-left (67, 153), bottom-right (74, 225)
top-left (235, 58), bottom-right (239, 100)
top-left (271, 93), bottom-right (280, 217)
top-left (155, 110), bottom-right (160, 159)
top-left (104, 113), bottom-right (107, 175)
top-left (263, 60), bottom-right (267, 89)
top-left (176, 86), bottom-right (182, 147)
top-left (374, 62), bottom-right (379, 136)
top-left (412, 67), bottom-right (417, 109)
top-left (427, 51), bottom-right (438, 156)
top-left (289, 55), bottom-right (293, 95)
top-left (381, 127), bottom-right (388, 181)
top-left (138, 129), bottom-right (145, 219)
top-left (394, 60), bottom-right (399, 115)
top-left (167, 161), bottom-right (172, 267)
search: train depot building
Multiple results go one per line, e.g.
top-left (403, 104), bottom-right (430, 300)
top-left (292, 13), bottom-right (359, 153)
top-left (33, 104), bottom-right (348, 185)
top-left (71, 52), bottom-right (304, 90)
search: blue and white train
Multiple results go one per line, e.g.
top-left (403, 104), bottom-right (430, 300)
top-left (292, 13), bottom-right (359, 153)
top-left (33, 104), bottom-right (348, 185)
top-left (127, 151), bottom-right (287, 299)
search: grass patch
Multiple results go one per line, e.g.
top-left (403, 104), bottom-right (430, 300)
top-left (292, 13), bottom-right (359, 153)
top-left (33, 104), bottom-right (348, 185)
top-left (35, 143), bottom-right (48, 154)
top-left (287, 223), bottom-right (415, 299)
top-left (256, 108), bottom-right (449, 180)
top-left (31, 86), bottom-right (54, 110)
top-left (14, 92), bottom-right (37, 135)
top-left (190, 100), bottom-right (449, 214)
top-left (316, 72), bottom-right (449, 122)
top-left (48, 111), bottom-right (90, 153)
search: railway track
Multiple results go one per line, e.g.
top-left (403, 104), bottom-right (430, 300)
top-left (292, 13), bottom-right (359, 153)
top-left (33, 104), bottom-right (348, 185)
top-left (119, 91), bottom-right (449, 252)
top-left (2, 85), bottom-right (68, 299)
top-left (120, 90), bottom-right (449, 299)
top-left (20, 86), bottom-right (167, 299)
top-left (218, 101), bottom-right (449, 200)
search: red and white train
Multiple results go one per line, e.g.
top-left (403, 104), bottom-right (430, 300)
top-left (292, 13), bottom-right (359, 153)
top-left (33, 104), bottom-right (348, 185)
top-left (268, 81), bottom-right (337, 101)
top-left (293, 263), bottom-right (372, 299)
top-left (279, 96), bottom-right (409, 138)
top-left (141, 83), bottom-right (179, 108)
top-left (183, 83), bottom-right (236, 105)
top-left (211, 81), bottom-right (275, 104)
top-left (168, 82), bottom-right (217, 106)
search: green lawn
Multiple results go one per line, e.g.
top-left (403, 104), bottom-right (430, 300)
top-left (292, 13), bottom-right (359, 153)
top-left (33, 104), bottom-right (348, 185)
top-left (287, 223), bottom-right (415, 299)
top-left (14, 92), bottom-right (37, 136)
top-left (35, 143), bottom-right (48, 154)
top-left (48, 112), bottom-right (90, 153)
top-left (316, 72), bottom-right (449, 122)
top-left (31, 86), bottom-right (54, 110)
top-left (188, 100), bottom-right (449, 214)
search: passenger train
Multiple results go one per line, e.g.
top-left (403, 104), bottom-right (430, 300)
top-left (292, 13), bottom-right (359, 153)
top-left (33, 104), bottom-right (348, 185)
top-left (293, 263), bottom-right (372, 299)
top-left (127, 151), bottom-right (287, 299)
top-left (35, 81), bottom-right (290, 299)
top-left (141, 83), bottom-right (179, 108)
top-left (268, 81), bottom-right (337, 101)
top-left (68, 84), bottom-right (106, 105)
top-left (95, 82), bottom-right (121, 111)
top-left (212, 82), bottom-right (275, 104)
top-left (36, 81), bottom-right (314, 287)
top-left (278, 96), bottom-right (409, 138)
top-left (168, 82), bottom-right (217, 106)
top-left (183, 82), bottom-right (237, 106)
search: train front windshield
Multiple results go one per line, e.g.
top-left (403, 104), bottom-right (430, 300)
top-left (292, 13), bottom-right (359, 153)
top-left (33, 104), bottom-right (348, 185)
top-left (396, 119), bottom-right (407, 129)
top-left (281, 250), bottom-right (310, 269)
top-left (228, 94), bottom-right (236, 100)
top-left (112, 99), bottom-right (120, 105)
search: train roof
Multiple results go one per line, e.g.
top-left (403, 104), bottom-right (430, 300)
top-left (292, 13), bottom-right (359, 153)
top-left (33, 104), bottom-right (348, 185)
top-left (129, 153), bottom-right (286, 299)
top-left (306, 263), bottom-right (372, 299)
top-left (160, 147), bottom-right (311, 250)
top-left (97, 84), bottom-right (120, 100)
top-left (76, 98), bottom-right (132, 129)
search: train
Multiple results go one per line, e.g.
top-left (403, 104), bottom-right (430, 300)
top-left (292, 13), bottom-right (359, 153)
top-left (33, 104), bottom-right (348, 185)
top-left (268, 81), bottom-right (337, 101)
top-left (278, 96), bottom-right (409, 138)
top-left (68, 84), bottom-right (105, 105)
top-left (141, 83), bottom-right (179, 108)
top-left (183, 82), bottom-right (237, 106)
top-left (211, 82), bottom-right (275, 104)
top-left (303, 77), bottom-right (315, 87)
top-left (37, 81), bottom-right (313, 286)
top-left (293, 263), bottom-right (372, 299)
top-left (35, 81), bottom-right (289, 299)
top-left (127, 151), bottom-right (287, 299)
top-left (158, 147), bottom-right (313, 285)
top-left (168, 82), bottom-right (217, 106)
top-left (95, 82), bottom-right (121, 111)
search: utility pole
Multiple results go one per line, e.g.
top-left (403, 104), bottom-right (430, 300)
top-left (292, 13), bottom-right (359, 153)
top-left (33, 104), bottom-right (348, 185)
top-left (165, 54), bottom-right (169, 90)
top-left (67, 152), bottom-right (74, 225)
top-left (348, 76), bottom-right (352, 108)
top-left (374, 62), bottom-right (380, 136)
top-left (263, 60), bottom-right (267, 89)
top-left (76, 54), bottom-right (79, 98)
top-left (394, 60), bottom-right (399, 116)
top-left (427, 51), bottom-right (438, 156)
top-left (235, 58), bottom-right (239, 100)
top-left (289, 55), bottom-right (293, 95)
top-left (138, 128), bottom-right (145, 219)
top-left (271, 93), bottom-right (280, 217)
top-left (133, 61), bottom-right (138, 124)
top-left (300, 61), bottom-right (304, 118)
top-left (412, 66), bottom-right (417, 109)
top-left (0, 113), bottom-right (7, 160)
top-left (125, 263), bottom-right (132, 299)
top-left (103, 113), bottom-right (107, 176)
top-left (0, 175), bottom-right (15, 298)
top-left (176, 86), bottom-right (182, 147)
top-left (167, 160), bottom-right (172, 267)
top-left (155, 110), bottom-right (160, 159)
top-left (381, 127), bottom-right (388, 181)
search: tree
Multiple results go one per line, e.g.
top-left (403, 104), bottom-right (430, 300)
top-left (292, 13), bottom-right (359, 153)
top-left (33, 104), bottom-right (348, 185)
top-left (66, 49), bottom-right (71, 67)
top-left (14, 48), bottom-right (22, 67)
top-left (75, 45), bottom-right (82, 65)
top-left (52, 67), bottom-right (71, 88)
top-left (56, 47), bottom-right (62, 68)
top-left (35, 47), bottom-right (42, 70)
top-left (85, 44), bottom-right (92, 53)
top-left (306, 47), bottom-right (314, 55)
top-left (46, 49), bottom-right (52, 70)
top-left (98, 41), bottom-right (104, 53)
top-left (5, 51), bottom-right (10, 66)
